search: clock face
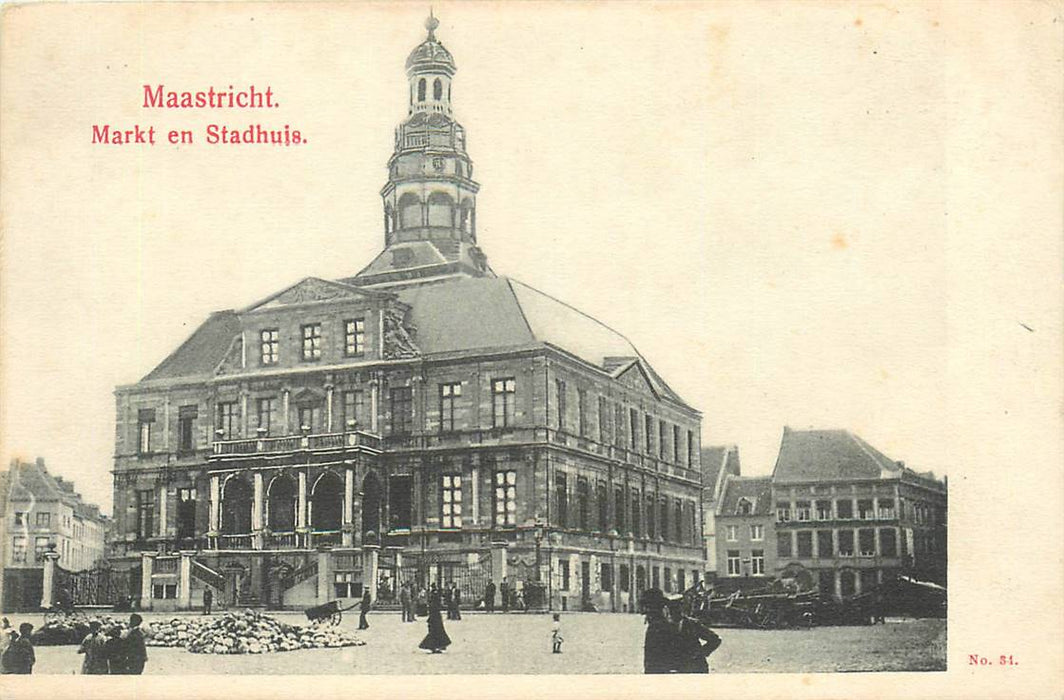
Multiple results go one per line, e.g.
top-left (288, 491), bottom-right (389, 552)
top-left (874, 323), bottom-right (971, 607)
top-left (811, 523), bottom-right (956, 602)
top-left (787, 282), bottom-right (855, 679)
top-left (432, 157), bottom-right (445, 172)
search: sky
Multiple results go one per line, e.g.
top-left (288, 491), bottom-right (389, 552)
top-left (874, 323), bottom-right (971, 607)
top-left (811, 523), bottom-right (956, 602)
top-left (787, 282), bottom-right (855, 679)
top-left (1, 1), bottom-right (1059, 522)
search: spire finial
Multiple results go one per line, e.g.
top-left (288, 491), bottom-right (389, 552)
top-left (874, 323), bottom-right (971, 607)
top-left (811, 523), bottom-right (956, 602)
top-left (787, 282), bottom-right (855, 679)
top-left (425, 9), bottom-right (439, 40)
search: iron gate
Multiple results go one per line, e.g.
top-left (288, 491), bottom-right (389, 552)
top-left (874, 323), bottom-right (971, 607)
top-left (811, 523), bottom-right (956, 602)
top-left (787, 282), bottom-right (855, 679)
top-left (55, 564), bottom-right (134, 607)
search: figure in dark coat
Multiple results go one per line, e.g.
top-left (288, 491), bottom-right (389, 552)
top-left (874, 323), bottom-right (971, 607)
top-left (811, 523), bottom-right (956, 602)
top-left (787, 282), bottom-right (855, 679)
top-left (125, 614), bottom-right (148, 675)
top-left (1, 624), bottom-right (36, 674)
top-left (500, 577), bottom-right (510, 612)
top-left (78, 621), bottom-right (110, 675)
top-left (203, 587), bottom-right (213, 615)
top-left (667, 600), bottom-right (721, 673)
top-left (418, 584), bottom-right (451, 653)
top-left (400, 583), bottom-right (413, 622)
top-left (484, 579), bottom-right (496, 613)
top-left (447, 583), bottom-right (462, 621)
top-left (359, 589), bottom-right (372, 630)
top-left (642, 588), bottom-right (679, 674)
top-left (104, 626), bottom-right (127, 674)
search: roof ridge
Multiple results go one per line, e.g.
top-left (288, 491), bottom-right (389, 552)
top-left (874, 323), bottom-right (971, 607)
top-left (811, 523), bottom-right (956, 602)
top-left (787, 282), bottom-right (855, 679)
top-left (847, 431), bottom-right (901, 473)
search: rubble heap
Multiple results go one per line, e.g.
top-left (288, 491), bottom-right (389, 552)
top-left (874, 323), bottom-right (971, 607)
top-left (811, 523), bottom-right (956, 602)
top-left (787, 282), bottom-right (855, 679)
top-left (146, 610), bottom-right (366, 654)
top-left (31, 613), bottom-right (126, 646)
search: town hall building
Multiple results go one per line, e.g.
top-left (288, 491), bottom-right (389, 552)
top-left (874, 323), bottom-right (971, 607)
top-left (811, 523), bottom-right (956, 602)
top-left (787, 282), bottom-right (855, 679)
top-left (109, 16), bottom-right (705, 613)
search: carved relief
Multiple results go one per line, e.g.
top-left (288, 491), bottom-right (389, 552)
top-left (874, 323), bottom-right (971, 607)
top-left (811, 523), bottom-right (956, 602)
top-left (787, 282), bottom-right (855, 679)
top-left (275, 278), bottom-right (353, 305)
top-left (382, 307), bottom-right (420, 359)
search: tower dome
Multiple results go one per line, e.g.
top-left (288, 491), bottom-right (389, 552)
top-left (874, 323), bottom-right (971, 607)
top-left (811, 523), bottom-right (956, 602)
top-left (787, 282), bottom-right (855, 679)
top-left (405, 12), bottom-right (455, 76)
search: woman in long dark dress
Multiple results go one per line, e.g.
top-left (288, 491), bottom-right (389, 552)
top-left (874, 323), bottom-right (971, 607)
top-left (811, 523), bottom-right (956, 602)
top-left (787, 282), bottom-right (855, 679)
top-left (418, 583), bottom-right (451, 653)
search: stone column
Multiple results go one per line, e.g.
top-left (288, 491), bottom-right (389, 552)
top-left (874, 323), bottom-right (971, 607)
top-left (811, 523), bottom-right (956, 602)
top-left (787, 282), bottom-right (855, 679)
top-left (252, 472), bottom-right (264, 549)
top-left (342, 466), bottom-right (355, 546)
top-left (158, 483), bottom-right (168, 539)
top-left (317, 547), bottom-right (332, 604)
top-left (208, 475), bottom-right (221, 547)
top-left (369, 375), bottom-right (380, 433)
top-left (282, 388), bottom-right (291, 434)
top-left (141, 552), bottom-right (157, 611)
top-left (297, 471), bottom-right (309, 547)
top-left (325, 384), bottom-right (335, 432)
top-left (178, 551), bottom-right (193, 610)
top-left (833, 570), bottom-right (842, 601)
top-left (362, 544), bottom-right (381, 600)
top-left (40, 551), bottom-right (60, 609)
top-left (491, 540), bottom-right (509, 583)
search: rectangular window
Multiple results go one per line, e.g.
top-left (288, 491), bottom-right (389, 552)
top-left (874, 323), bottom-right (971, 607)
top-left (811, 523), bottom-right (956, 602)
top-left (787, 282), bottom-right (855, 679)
top-left (796, 501), bottom-right (811, 521)
top-left (215, 401), bottom-right (238, 440)
top-left (34, 537), bottom-right (50, 563)
top-left (596, 481), bottom-right (608, 531)
top-left (797, 531), bottom-right (813, 557)
top-left (646, 495), bottom-right (656, 539)
top-left (645, 415), bottom-right (654, 455)
top-left (389, 387), bottom-right (413, 435)
top-left (260, 328), bottom-right (279, 365)
top-left (559, 560), bottom-right (570, 590)
top-left (750, 524), bottom-right (763, 541)
top-left (751, 549), bottom-right (765, 575)
top-left (555, 472), bottom-right (568, 528)
top-left (576, 477), bottom-right (589, 530)
top-left (614, 404), bottom-right (625, 447)
top-left (619, 564), bottom-right (630, 592)
top-left (877, 498), bottom-right (895, 520)
top-left (556, 380), bottom-right (567, 431)
top-left (493, 470), bottom-right (517, 527)
top-left (492, 378), bottom-right (516, 428)
top-left (334, 572), bottom-right (359, 598)
top-left (777, 531), bottom-right (793, 557)
top-left (726, 524), bottom-right (738, 541)
top-left (177, 488), bottom-right (196, 540)
top-left (674, 499), bottom-right (683, 543)
top-left (614, 485), bottom-right (626, 533)
top-left (598, 396), bottom-right (610, 443)
top-left (36, 512), bottom-right (50, 527)
top-left (677, 569), bottom-right (686, 593)
top-left (178, 405), bottom-right (197, 451)
top-left (256, 397), bottom-right (279, 436)
top-left (776, 501), bottom-right (791, 523)
top-left (439, 382), bottom-right (462, 433)
top-left (137, 408), bottom-right (155, 455)
top-left (859, 528), bottom-right (876, 556)
top-left (687, 430), bottom-right (695, 467)
top-left (301, 323), bottom-right (322, 361)
top-left (816, 499), bottom-right (833, 520)
top-left (879, 528), bottom-right (898, 557)
top-left (726, 550), bottom-right (741, 576)
top-left (659, 497), bottom-right (669, 541)
top-left (838, 530), bottom-right (855, 557)
top-left (14, 511), bottom-right (25, 525)
top-left (441, 474), bottom-right (462, 528)
top-left (660, 421), bottom-right (668, 460)
top-left (673, 425), bottom-right (681, 464)
top-left (601, 562), bottom-right (613, 592)
top-left (577, 388), bottom-right (588, 436)
top-left (137, 489), bottom-right (154, 539)
top-left (344, 318), bottom-right (365, 357)
top-left (663, 567), bottom-right (672, 593)
top-left (817, 530), bottom-right (833, 558)
top-left (652, 566), bottom-right (660, 589)
top-left (630, 489), bottom-right (641, 536)
top-left (341, 389), bottom-right (364, 430)
top-left (11, 537), bottom-right (26, 563)
top-left (297, 405), bottom-right (322, 433)
top-left (629, 408), bottom-right (639, 450)
top-left (858, 499), bottom-right (875, 520)
top-left (836, 499), bottom-right (854, 520)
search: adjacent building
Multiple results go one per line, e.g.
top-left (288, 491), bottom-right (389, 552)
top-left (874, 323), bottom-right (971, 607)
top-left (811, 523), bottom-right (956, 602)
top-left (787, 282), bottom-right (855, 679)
top-left (713, 474), bottom-right (774, 592)
top-left (699, 445), bottom-right (740, 575)
top-left (109, 16), bottom-right (705, 613)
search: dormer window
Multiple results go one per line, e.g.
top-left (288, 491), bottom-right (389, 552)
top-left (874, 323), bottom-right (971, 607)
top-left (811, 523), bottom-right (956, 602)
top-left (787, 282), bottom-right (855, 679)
top-left (737, 498), bottom-right (753, 516)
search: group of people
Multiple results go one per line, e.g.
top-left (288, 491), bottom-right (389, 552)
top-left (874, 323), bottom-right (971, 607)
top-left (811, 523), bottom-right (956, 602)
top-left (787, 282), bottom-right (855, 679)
top-left (642, 588), bottom-right (722, 673)
top-left (482, 576), bottom-right (523, 612)
top-left (398, 581), bottom-right (463, 623)
top-left (0, 614), bottom-right (148, 675)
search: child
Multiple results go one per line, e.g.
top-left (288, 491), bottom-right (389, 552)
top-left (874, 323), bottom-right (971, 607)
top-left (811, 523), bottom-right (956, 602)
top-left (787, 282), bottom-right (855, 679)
top-left (551, 613), bottom-right (563, 654)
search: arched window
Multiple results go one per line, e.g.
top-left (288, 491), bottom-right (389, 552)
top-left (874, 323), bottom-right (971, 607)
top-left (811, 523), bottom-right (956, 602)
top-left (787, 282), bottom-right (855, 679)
top-left (221, 475), bottom-right (252, 535)
top-left (433, 78), bottom-right (442, 100)
top-left (417, 78), bottom-right (426, 102)
top-left (266, 475), bottom-right (296, 532)
top-left (310, 472), bottom-right (343, 532)
top-left (398, 192), bottom-right (422, 229)
top-left (427, 191), bottom-right (455, 228)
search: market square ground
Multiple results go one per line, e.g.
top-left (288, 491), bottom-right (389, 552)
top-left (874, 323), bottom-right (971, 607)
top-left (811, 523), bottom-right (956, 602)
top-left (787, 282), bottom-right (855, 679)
top-left (8, 611), bottom-right (945, 674)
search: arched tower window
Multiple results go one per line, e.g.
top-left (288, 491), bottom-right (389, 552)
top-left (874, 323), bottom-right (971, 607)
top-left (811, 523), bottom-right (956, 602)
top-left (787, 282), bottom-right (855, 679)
top-left (398, 192), bottom-right (422, 229)
top-left (459, 199), bottom-right (475, 235)
top-left (433, 78), bottom-right (443, 100)
top-left (384, 205), bottom-right (394, 234)
top-left (417, 78), bottom-right (426, 102)
top-left (427, 191), bottom-right (455, 228)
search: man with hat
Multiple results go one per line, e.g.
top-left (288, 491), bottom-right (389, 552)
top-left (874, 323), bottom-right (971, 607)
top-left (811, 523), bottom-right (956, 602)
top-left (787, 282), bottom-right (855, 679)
top-left (666, 595), bottom-right (722, 673)
top-left (642, 587), bottom-right (678, 673)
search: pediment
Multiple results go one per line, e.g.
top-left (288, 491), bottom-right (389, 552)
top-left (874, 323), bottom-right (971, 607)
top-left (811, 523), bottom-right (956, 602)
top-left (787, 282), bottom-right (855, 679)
top-left (612, 359), bottom-right (660, 400)
top-left (245, 277), bottom-right (384, 312)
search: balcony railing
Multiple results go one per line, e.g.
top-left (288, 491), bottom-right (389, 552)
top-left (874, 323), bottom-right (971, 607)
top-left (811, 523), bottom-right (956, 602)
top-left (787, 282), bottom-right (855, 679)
top-left (311, 530), bottom-right (342, 547)
top-left (265, 531), bottom-right (298, 548)
top-left (218, 534), bottom-right (254, 550)
top-left (211, 430), bottom-right (381, 458)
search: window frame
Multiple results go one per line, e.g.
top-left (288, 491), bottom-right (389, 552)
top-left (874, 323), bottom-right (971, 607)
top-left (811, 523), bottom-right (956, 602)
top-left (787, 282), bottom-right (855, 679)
top-left (440, 473), bottom-right (463, 529)
top-left (726, 550), bottom-right (741, 576)
top-left (438, 382), bottom-right (462, 433)
top-left (343, 318), bottom-right (365, 357)
top-left (300, 323), bottom-right (322, 362)
top-left (388, 386), bottom-right (413, 436)
top-left (493, 469), bottom-right (517, 527)
top-left (259, 328), bottom-right (279, 365)
top-left (751, 549), bottom-right (765, 575)
top-left (491, 377), bottom-right (516, 429)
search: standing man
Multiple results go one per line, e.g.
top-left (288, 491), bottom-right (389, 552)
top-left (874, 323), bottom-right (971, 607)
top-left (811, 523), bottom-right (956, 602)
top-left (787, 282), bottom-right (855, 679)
top-left (484, 578), bottom-right (496, 613)
top-left (400, 582), bottom-right (413, 622)
top-left (666, 598), bottom-right (721, 673)
top-left (77, 620), bottom-right (109, 674)
top-left (642, 588), bottom-right (678, 674)
top-left (203, 586), bottom-right (213, 615)
top-left (1, 623), bottom-right (36, 674)
top-left (448, 582), bottom-right (462, 621)
top-left (358, 588), bottom-right (372, 630)
top-left (500, 576), bottom-right (510, 613)
top-left (126, 614), bottom-right (148, 675)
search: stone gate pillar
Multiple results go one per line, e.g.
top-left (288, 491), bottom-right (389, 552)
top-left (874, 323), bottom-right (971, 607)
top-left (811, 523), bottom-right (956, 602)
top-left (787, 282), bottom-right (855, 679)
top-left (140, 552), bottom-right (157, 610)
top-left (40, 551), bottom-right (60, 609)
top-left (316, 547), bottom-right (332, 604)
top-left (178, 551), bottom-right (194, 610)
top-left (362, 544), bottom-right (380, 600)
top-left (491, 540), bottom-right (509, 583)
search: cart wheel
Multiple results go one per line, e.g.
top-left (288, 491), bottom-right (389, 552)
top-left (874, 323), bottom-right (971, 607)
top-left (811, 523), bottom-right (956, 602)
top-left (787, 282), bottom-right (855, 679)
top-left (331, 612), bottom-right (342, 625)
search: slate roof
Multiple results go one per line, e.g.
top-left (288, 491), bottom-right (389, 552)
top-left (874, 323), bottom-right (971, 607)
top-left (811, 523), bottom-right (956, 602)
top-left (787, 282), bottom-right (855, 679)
top-left (6, 460), bottom-right (109, 521)
top-left (700, 446), bottom-right (727, 491)
top-left (771, 428), bottom-right (905, 483)
top-left (137, 275), bottom-right (689, 408)
top-left (142, 311), bottom-right (242, 382)
top-left (718, 475), bottom-right (773, 517)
